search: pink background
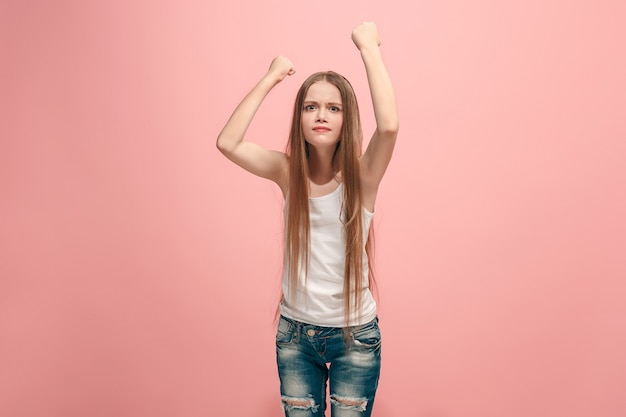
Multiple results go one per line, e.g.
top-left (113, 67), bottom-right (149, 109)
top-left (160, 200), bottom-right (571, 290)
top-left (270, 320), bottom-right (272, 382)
top-left (1, 1), bottom-right (625, 416)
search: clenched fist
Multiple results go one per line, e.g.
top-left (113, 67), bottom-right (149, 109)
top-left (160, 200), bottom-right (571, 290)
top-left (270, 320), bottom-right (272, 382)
top-left (351, 22), bottom-right (381, 51)
top-left (267, 55), bottom-right (296, 83)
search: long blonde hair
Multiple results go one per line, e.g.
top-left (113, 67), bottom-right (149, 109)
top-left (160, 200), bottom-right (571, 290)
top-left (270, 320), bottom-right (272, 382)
top-left (284, 71), bottom-right (375, 328)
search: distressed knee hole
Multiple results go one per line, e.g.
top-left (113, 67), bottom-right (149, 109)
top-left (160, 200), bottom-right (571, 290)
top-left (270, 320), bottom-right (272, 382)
top-left (330, 394), bottom-right (368, 412)
top-left (281, 395), bottom-right (320, 413)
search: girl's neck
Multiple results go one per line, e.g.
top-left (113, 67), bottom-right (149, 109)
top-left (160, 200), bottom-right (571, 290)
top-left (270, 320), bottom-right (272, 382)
top-left (307, 146), bottom-right (338, 185)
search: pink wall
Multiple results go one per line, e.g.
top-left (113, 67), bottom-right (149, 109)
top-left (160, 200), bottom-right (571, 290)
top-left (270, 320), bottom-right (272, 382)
top-left (1, 1), bottom-right (625, 416)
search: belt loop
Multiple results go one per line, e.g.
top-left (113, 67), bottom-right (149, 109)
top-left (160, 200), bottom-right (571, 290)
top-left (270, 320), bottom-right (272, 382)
top-left (294, 319), bottom-right (301, 343)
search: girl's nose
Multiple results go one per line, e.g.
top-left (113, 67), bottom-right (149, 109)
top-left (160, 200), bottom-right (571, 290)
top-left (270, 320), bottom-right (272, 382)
top-left (316, 109), bottom-right (327, 122)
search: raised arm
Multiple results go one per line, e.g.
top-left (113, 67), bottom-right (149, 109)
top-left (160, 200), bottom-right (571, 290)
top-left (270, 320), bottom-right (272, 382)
top-left (216, 56), bottom-right (295, 194)
top-left (352, 23), bottom-right (399, 199)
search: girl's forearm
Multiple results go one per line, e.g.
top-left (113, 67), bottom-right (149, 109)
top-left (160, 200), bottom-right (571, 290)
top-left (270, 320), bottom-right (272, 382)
top-left (360, 46), bottom-right (399, 134)
top-left (216, 75), bottom-right (277, 154)
top-left (217, 56), bottom-right (295, 154)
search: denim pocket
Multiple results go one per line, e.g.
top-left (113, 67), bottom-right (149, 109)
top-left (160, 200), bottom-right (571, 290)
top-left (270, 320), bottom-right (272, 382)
top-left (276, 316), bottom-right (295, 345)
top-left (351, 319), bottom-right (381, 349)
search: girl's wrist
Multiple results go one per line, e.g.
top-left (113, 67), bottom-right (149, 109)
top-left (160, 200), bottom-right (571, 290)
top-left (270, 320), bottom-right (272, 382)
top-left (358, 44), bottom-right (381, 55)
top-left (260, 72), bottom-right (282, 88)
top-left (359, 45), bottom-right (383, 61)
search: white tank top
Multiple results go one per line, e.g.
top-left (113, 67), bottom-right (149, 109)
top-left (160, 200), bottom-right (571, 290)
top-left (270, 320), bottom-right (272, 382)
top-left (280, 183), bottom-right (377, 327)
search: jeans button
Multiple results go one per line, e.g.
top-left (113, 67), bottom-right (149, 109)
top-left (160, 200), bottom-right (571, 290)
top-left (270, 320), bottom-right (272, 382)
top-left (307, 329), bottom-right (316, 336)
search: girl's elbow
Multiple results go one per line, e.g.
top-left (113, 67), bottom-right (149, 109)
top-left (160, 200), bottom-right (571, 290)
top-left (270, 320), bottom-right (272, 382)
top-left (216, 135), bottom-right (233, 155)
top-left (378, 121), bottom-right (399, 136)
top-left (216, 137), bottom-right (225, 152)
top-left (388, 122), bottom-right (400, 135)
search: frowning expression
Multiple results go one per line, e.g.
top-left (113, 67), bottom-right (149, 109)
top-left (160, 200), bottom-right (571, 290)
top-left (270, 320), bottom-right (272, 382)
top-left (301, 80), bottom-right (343, 149)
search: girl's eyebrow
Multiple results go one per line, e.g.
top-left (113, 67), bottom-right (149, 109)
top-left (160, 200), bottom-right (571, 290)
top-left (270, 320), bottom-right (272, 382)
top-left (303, 100), bottom-right (342, 106)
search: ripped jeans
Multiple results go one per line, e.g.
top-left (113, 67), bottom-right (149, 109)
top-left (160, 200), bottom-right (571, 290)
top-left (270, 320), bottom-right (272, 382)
top-left (276, 315), bottom-right (382, 417)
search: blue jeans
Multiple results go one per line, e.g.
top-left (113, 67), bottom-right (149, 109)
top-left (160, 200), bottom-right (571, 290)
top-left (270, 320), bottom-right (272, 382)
top-left (276, 315), bottom-right (382, 417)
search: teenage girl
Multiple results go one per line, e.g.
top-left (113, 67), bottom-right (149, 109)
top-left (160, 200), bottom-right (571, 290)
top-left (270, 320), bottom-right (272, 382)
top-left (217, 22), bottom-right (398, 417)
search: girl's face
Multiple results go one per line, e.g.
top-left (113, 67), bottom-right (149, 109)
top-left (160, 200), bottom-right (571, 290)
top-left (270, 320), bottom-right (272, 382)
top-left (301, 80), bottom-right (343, 149)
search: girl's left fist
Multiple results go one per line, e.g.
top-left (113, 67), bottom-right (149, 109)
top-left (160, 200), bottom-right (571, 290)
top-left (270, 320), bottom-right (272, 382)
top-left (351, 22), bottom-right (381, 50)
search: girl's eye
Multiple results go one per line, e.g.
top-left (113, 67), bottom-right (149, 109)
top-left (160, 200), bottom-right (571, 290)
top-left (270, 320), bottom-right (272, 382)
top-left (304, 104), bottom-right (316, 111)
top-left (330, 106), bottom-right (341, 112)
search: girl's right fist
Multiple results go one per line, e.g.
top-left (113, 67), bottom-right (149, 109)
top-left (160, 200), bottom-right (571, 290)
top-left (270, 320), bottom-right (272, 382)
top-left (268, 55), bottom-right (295, 83)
